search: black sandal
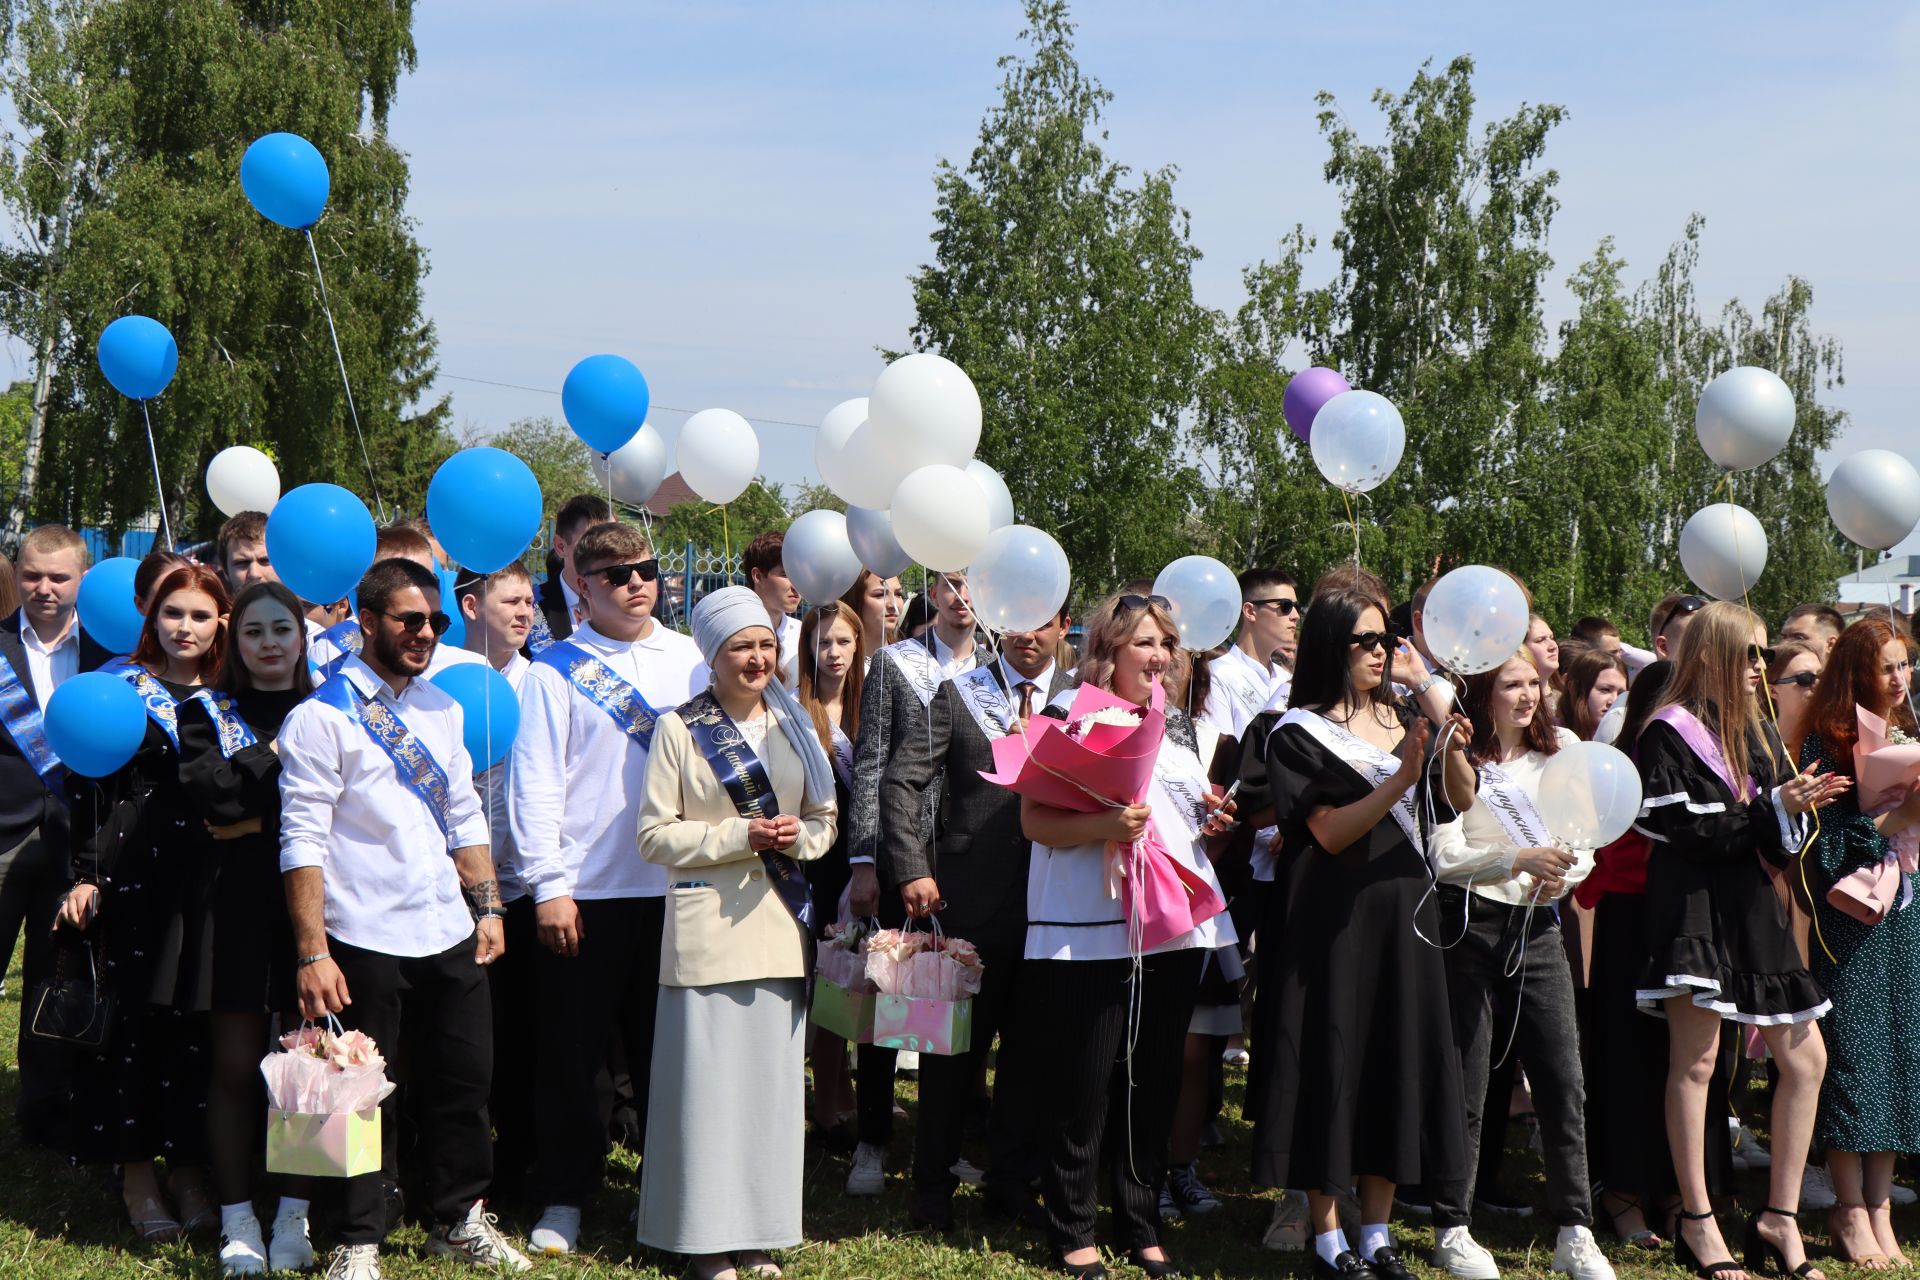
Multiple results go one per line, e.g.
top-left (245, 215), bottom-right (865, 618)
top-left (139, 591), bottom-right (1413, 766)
top-left (1596, 1190), bottom-right (1664, 1247)
top-left (1674, 1208), bottom-right (1746, 1279)
top-left (1745, 1206), bottom-right (1824, 1279)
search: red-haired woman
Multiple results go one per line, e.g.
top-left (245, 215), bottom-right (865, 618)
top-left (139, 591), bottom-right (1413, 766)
top-left (58, 565), bottom-right (230, 1242)
top-left (1799, 617), bottom-right (1920, 1268)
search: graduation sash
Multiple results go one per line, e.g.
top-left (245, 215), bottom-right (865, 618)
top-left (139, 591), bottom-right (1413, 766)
top-left (535, 640), bottom-right (660, 752)
top-left (951, 665), bottom-right (1019, 743)
top-left (316, 620), bottom-right (363, 680)
top-left (188, 689), bottom-right (260, 759)
top-left (313, 675), bottom-right (454, 838)
top-left (830, 723), bottom-right (855, 792)
top-left (679, 690), bottom-right (813, 934)
top-left (122, 667), bottom-right (182, 750)
top-left (1649, 705), bottom-right (1755, 802)
top-left (1278, 707), bottom-right (1423, 854)
top-left (0, 647), bottom-right (59, 785)
top-left (1476, 759), bottom-right (1554, 850)
top-left (881, 637), bottom-right (947, 709)
top-left (526, 611), bottom-right (556, 655)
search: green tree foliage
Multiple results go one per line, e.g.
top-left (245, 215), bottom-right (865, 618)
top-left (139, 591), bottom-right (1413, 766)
top-left (0, 0), bottom-right (448, 546)
top-left (898, 0), bottom-right (1212, 589)
top-left (649, 479), bottom-right (789, 569)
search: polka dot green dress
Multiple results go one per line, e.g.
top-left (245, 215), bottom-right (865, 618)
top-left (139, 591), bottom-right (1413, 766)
top-left (1802, 731), bottom-right (1920, 1154)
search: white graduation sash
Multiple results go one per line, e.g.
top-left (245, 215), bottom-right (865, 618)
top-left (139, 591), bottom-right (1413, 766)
top-left (1278, 707), bottom-right (1423, 854)
top-left (1475, 759), bottom-right (1554, 851)
top-left (951, 665), bottom-right (1018, 743)
top-left (830, 723), bottom-right (855, 791)
top-left (881, 638), bottom-right (946, 709)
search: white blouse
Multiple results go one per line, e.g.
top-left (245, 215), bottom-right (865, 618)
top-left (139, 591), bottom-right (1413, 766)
top-left (1430, 727), bottom-right (1594, 907)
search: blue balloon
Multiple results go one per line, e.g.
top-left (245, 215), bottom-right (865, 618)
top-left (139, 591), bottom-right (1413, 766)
top-left (76, 557), bottom-right (144, 654)
top-left (45, 671), bottom-right (148, 777)
top-left (561, 354), bottom-right (649, 455)
top-left (426, 447), bottom-right (543, 574)
top-left (436, 565), bottom-right (465, 648)
top-left (266, 483), bottom-right (376, 605)
top-left (240, 132), bottom-right (331, 230)
top-left (96, 315), bottom-right (179, 400)
top-left (431, 663), bottom-right (519, 770)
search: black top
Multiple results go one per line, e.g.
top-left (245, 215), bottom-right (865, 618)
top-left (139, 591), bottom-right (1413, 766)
top-left (537, 575), bottom-right (574, 647)
top-left (177, 686), bottom-right (304, 832)
top-left (68, 673), bottom-right (197, 885)
top-left (1634, 718), bottom-right (1797, 868)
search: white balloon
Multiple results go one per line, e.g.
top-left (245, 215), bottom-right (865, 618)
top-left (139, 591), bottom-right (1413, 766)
top-left (1679, 502), bottom-right (1769, 600)
top-left (889, 464), bottom-right (989, 572)
top-left (205, 446), bottom-right (280, 517)
top-left (1537, 740), bottom-right (1644, 849)
top-left (816, 397), bottom-right (908, 510)
top-left (1695, 366), bottom-right (1795, 471)
top-left (965, 459), bottom-right (1015, 531)
top-left (1421, 565), bottom-right (1532, 675)
top-left (677, 408), bottom-right (760, 505)
top-left (1828, 450), bottom-right (1920, 551)
top-left (845, 506), bottom-right (913, 578)
top-left (969, 525), bottom-right (1070, 633)
top-left (1309, 390), bottom-right (1405, 493)
top-left (782, 509), bottom-right (863, 606)
top-left (1152, 555), bottom-right (1240, 651)
top-left (868, 353), bottom-right (982, 476)
top-left (589, 423), bottom-right (668, 506)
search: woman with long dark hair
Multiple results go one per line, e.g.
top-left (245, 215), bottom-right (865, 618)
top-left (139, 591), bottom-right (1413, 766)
top-left (58, 564), bottom-right (230, 1242)
top-left (1798, 617), bottom-right (1920, 1267)
top-left (176, 581), bottom-right (315, 1274)
top-left (1250, 576), bottom-right (1477, 1280)
top-left (1765, 641), bottom-right (1824, 765)
top-left (840, 570), bottom-right (903, 652)
top-left (1559, 644), bottom-right (1629, 743)
top-left (1635, 601), bottom-right (1841, 1280)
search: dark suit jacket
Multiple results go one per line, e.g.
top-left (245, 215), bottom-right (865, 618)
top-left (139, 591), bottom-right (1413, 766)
top-left (536, 574), bottom-right (574, 646)
top-left (848, 633), bottom-right (940, 877)
top-left (877, 662), bottom-right (1073, 953)
top-left (0, 609), bottom-right (113, 859)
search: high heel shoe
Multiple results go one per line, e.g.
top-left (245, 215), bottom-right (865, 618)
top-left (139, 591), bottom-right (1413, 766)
top-left (1744, 1206), bottom-right (1824, 1279)
top-left (1674, 1207), bottom-right (1746, 1279)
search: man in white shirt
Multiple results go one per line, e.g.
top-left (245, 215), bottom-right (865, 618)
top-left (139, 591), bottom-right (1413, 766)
top-left (505, 523), bottom-right (703, 1255)
top-left (279, 557), bottom-right (531, 1277)
top-left (1201, 569), bottom-right (1299, 743)
top-left (741, 530), bottom-right (803, 688)
top-left (532, 495), bottom-right (614, 654)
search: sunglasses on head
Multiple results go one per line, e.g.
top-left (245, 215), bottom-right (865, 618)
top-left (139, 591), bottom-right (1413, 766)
top-left (1770, 671), bottom-right (1818, 689)
top-left (1349, 631), bottom-right (1397, 653)
top-left (1118, 594), bottom-right (1171, 612)
top-left (1672, 594), bottom-right (1708, 619)
top-left (1248, 597), bottom-right (1300, 616)
top-left (1748, 644), bottom-right (1777, 666)
top-left (380, 609), bottom-right (451, 637)
top-left (592, 559), bottom-right (660, 588)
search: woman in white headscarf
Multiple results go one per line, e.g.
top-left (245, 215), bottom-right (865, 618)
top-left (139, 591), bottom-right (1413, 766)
top-left (634, 588), bottom-right (838, 1280)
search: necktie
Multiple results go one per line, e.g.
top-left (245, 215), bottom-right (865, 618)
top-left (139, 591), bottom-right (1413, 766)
top-left (1018, 681), bottom-right (1037, 722)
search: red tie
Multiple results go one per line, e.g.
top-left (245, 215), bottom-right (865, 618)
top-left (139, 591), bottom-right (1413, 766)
top-left (1018, 681), bottom-right (1037, 721)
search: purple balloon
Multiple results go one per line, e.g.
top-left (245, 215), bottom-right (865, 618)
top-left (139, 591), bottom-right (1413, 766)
top-left (1282, 366), bottom-right (1352, 442)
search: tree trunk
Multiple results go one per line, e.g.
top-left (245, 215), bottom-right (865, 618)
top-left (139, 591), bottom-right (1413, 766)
top-left (2, 319), bottom-right (59, 551)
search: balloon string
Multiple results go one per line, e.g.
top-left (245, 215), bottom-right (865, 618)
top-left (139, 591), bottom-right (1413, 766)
top-left (1341, 487), bottom-right (1360, 566)
top-left (139, 400), bottom-right (174, 550)
top-left (306, 228), bottom-right (386, 523)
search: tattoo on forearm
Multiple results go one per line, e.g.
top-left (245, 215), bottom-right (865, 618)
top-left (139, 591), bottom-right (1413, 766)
top-left (467, 878), bottom-right (500, 910)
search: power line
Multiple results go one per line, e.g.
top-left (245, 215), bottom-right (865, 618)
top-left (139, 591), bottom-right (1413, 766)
top-left (438, 372), bottom-right (822, 431)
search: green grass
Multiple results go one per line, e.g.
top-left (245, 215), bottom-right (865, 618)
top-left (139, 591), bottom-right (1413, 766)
top-left (0, 953), bottom-right (1906, 1278)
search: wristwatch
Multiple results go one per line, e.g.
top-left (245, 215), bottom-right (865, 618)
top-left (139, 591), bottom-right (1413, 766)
top-left (1410, 673), bottom-right (1439, 697)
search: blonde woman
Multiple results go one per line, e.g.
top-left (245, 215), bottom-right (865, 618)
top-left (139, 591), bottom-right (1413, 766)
top-left (1633, 601), bottom-right (1844, 1280)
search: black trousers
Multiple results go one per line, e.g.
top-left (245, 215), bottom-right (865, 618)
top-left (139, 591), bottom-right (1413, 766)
top-left (532, 896), bottom-right (664, 1207)
top-left (912, 942), bottom-right (1036, 1199)
top-left (854, 889), bottom-right (908, 1149)
top-left (1022, 948), bottom-right (1203, 1254)
top-left (0, 830), bottom-right (74, 1141)
top-left (332, 932), bottom-right (493, 1244)
top-left (486, 899), bottom-right (538, 1199)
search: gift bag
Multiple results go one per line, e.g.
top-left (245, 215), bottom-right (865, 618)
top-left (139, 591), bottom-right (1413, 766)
top-left (810, 919), bottom-right (878, 1043)
top-left (260, 1018), bottom-right (395, 1178)
top-left (863, 921), bottom-right (984, 1056)
top-left (874, 993), bottom-right (974, 1054)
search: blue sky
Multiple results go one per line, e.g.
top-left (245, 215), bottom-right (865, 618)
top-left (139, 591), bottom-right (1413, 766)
top-left (391, 3), bottom-right (1916, 550)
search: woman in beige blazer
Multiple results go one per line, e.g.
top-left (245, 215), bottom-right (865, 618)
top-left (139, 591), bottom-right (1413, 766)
top-left (634, 587), bottom-right (836, 1280)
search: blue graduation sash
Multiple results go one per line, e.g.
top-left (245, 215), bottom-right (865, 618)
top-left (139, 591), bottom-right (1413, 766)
top-left (313, 675), bottom-right (454, 839)
top-left (679, 690), bottom-right (813, 934)
top-left (535, 640), bottom-right (660, 752)
top-left (0, 648), bottom-right (59, 785)
top-left (121, 667), bottom-right (181, 750)
top-left (188, 689), bottom-right (260, 759)
top-left (316, 619), bottom-right (363, 680)
top-left (526, 612), bottom-right (556, 655)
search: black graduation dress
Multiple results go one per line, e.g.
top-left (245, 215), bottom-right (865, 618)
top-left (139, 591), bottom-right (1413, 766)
top-left (1250, 704), bottom-right (1469, 1193)
top-left (177, 685), bottom-right (304, 1015)
top-left (1633, 718), bottom-right (1828, 1024)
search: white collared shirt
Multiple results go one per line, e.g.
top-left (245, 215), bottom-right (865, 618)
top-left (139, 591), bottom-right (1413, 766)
top-left (307, 619), bottom-right (358, 675)
top-left (506, 619), bottom-right (705, 904)
top-left (278, 655), bottom-right (491, 958)
top-left (478, 651), bottom-right (532, 898)
top-left (20, 613), bottom-right (80, 710)
top-left (778, 612), bottom-right (802, 689)
top-left (927, 626), bottom-right (980, 680)
top-left (426, 642), bottom-right (485, 678)
top-left (1201, 644), bottom-right (1287, 740)
top-left (997, 655), bottom-right (1055, 718)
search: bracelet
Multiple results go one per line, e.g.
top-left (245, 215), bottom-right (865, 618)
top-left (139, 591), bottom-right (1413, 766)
top-left (296, 952), bottom-right (330, 968)
top-left (474, 907), bottom-right (508, 922)
top-left (1410, 673), bottom-right (1439, 697)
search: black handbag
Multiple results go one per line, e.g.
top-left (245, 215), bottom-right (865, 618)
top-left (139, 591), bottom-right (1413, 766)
top-left (29, 931), bottom-right (115, 1049)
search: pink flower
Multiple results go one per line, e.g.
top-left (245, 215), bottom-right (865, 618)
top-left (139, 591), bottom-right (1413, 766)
top-left (280, 1026), bottom-right (327, 1054)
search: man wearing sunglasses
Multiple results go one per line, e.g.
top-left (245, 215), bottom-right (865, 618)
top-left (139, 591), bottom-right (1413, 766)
top-left (1201, 569), bottom-right (1300, 743)
top-left (506, 521), bottom-right (704, 1256)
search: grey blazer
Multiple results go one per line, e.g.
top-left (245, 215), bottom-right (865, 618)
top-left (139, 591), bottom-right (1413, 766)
top-left (847, 634), bottom-right (943, 880)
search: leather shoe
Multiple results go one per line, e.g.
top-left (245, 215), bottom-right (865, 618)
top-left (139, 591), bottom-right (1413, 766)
top-left (1129, 1250), bottom-right (1182, 1278)
top-left (1052, 1250), bottom-right (1109, 1279)
top-left (1368, 1245), bottom-right (1414, 1280)
top-left (1314, 1250), bottom-right (1376, 1280)
top-left (909, 1188), bottom-right (954, 1232)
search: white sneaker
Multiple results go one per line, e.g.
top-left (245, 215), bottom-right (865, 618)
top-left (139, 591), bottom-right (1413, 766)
top-left (896, 1049), bottom-right (920, 1073)
top-left (1262, 1190), bottom-right (1308, 1251)
top-left (1892, 1180), bottom-right (1918, 1207)
top-left (529, 1204), bottom-right (581, 1256)
top-left (846, 1142), bottom-right (886, 1196)
top-left (1801, 1164), bottom-right (1838, 1211)
top-left (1433, 1225), bottom-right (1502, 1280)
top-left (268, 1209), bottom-right (315, 1272)
top-left (220, 1213), bottom-right (269, 1277)
top-left (1731, 1119), bottom-right (1772, 1171)
top-left (426, 1201), bottom-right (532, 1272)
top-left (325, 1245), bottom-right (383, 1280)
top-left (1553, 1226), bottom-right (1617, 1280)
top-left (950, 1157), bottom-right (985, 1188)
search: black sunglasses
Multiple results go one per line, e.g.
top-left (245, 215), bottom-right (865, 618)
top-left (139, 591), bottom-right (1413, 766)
top-left (1349, 631), bottom-right (1395, 653)
top-left (1248, 597), bottom-right (1300, 616)
top-left (1119, 594), bottom-right (1171, 612)
top-left (1748, 644), bottom-right (1776, 666)
top-left (1769, 671), bottom-right (1818, 689)
top-left (593, 559), bottom-right (660, 588)
top-left (1672, 594), bottom-right (1708, 618)
top-left (380, 609), bottom-right (451, 637)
